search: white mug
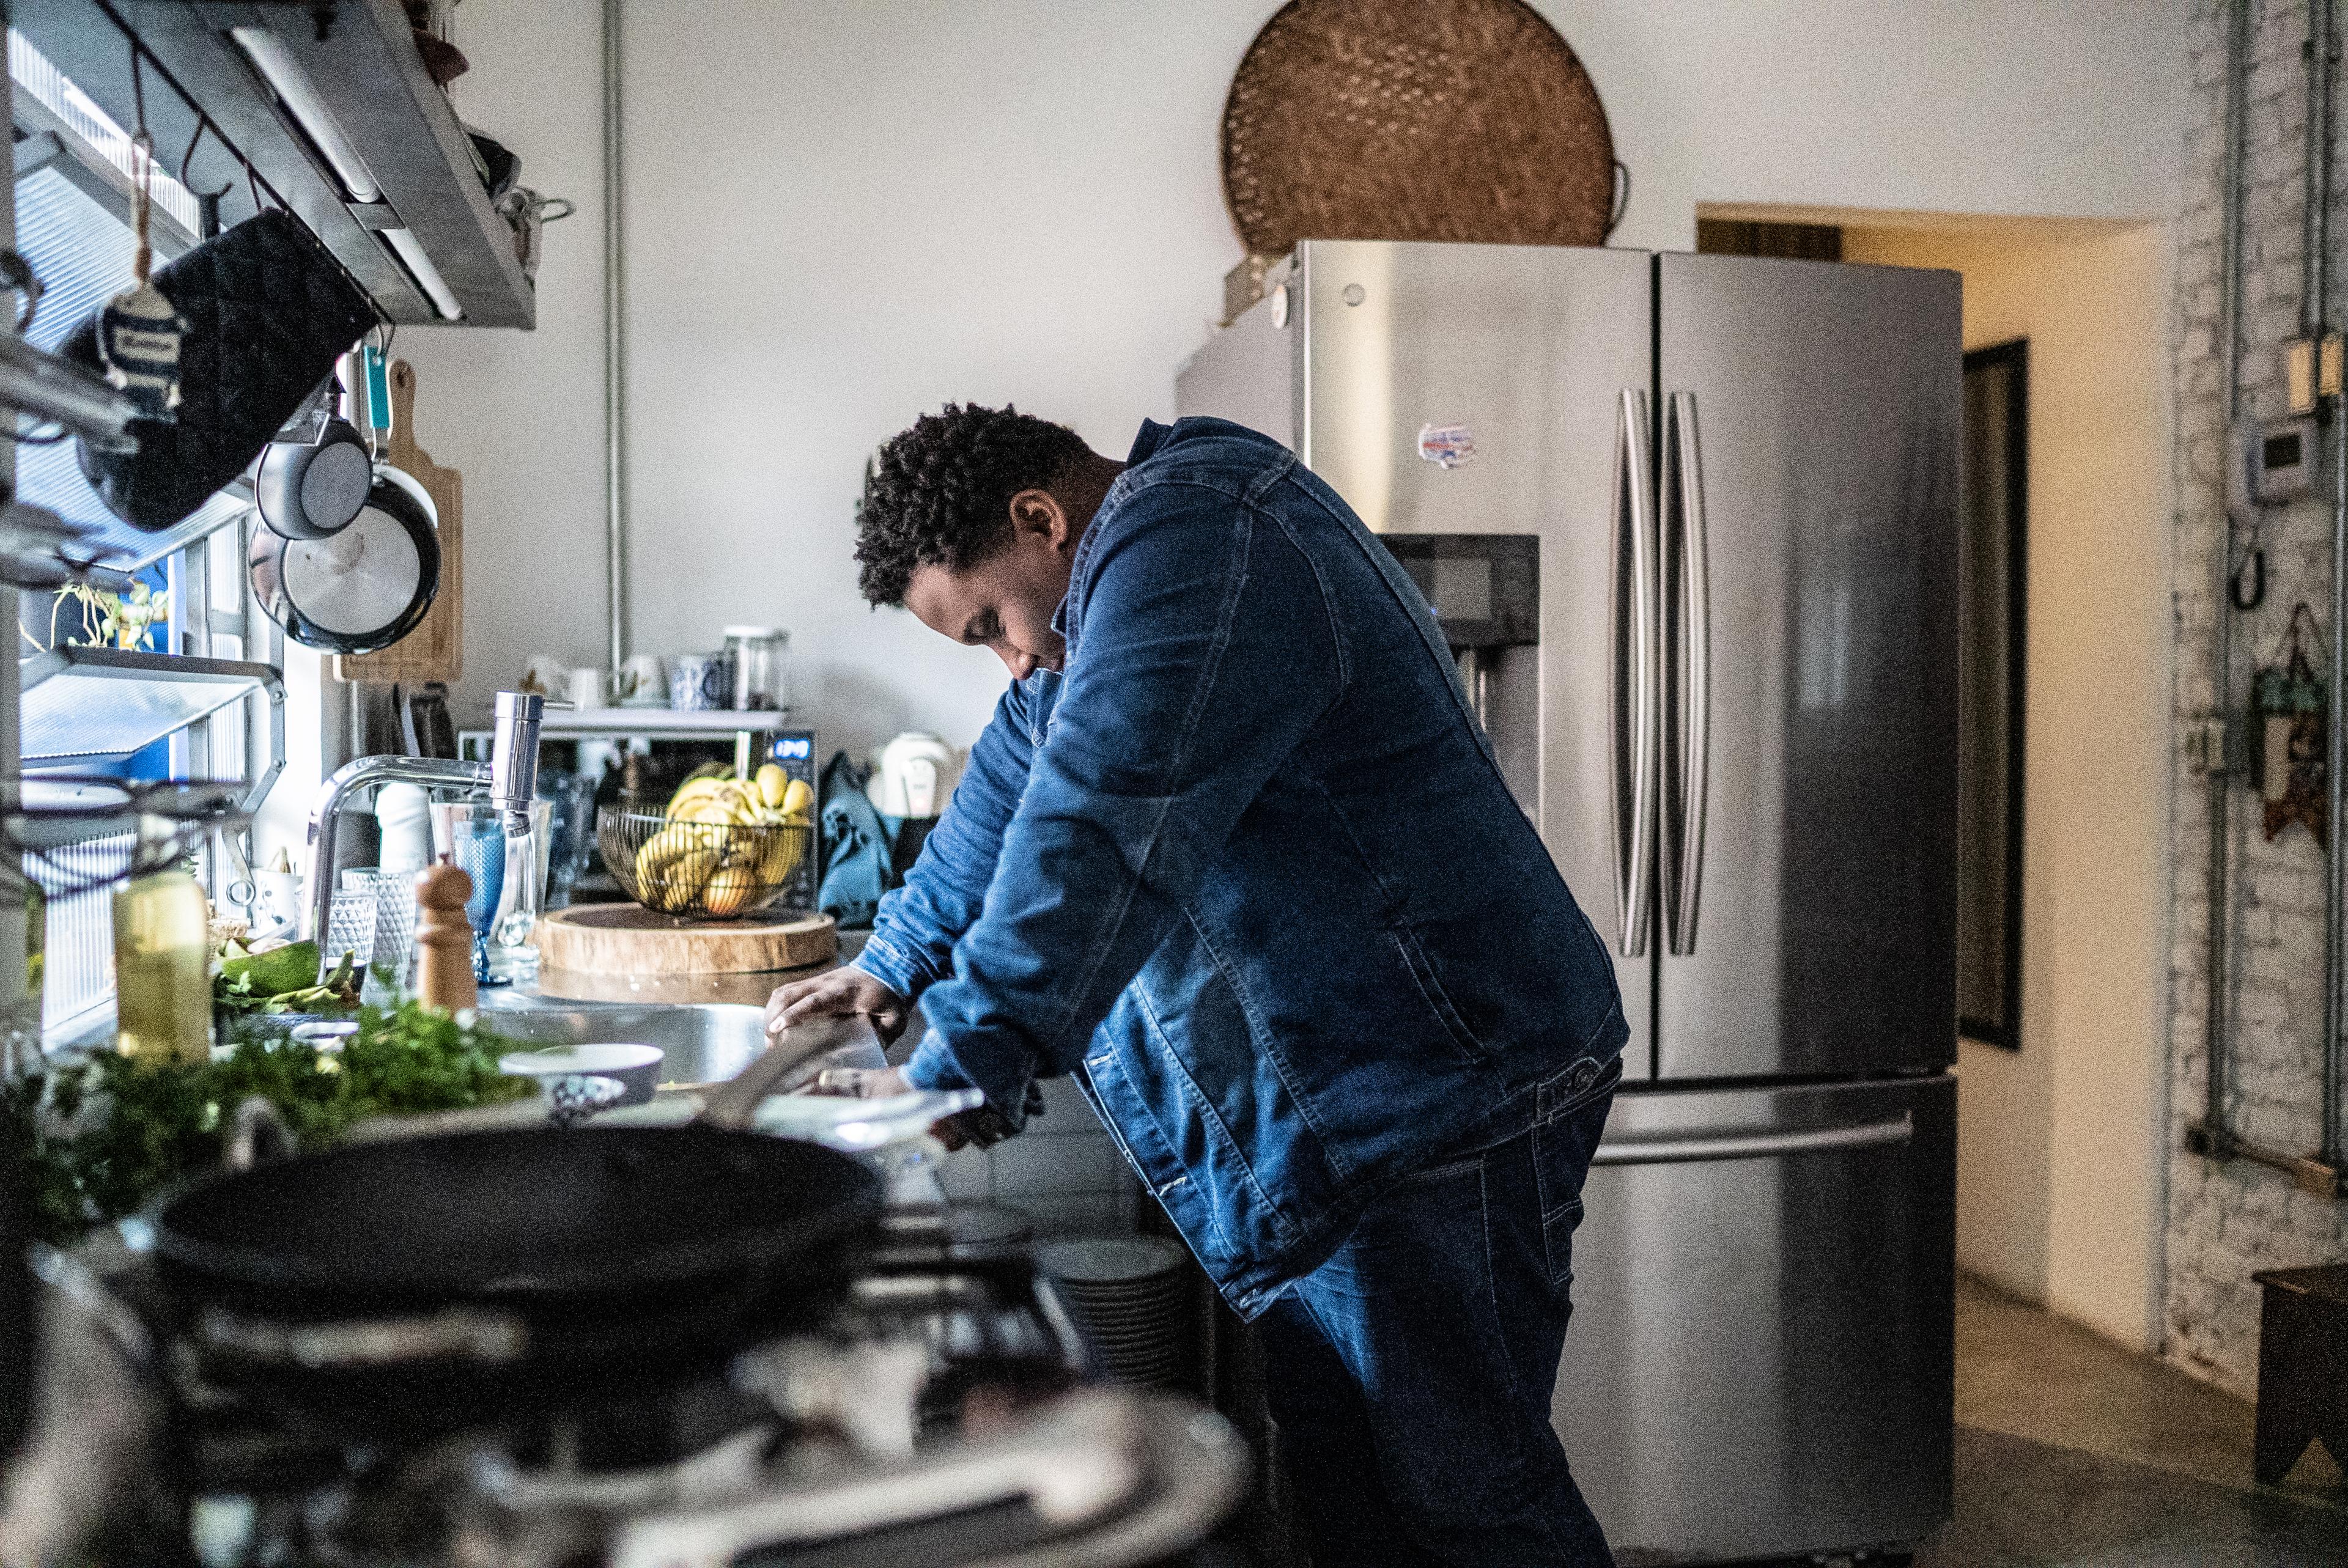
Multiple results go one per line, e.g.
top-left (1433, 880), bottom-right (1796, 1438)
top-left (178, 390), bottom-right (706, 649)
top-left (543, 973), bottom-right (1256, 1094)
top-left (521, 653), bottom-right (567, 696)
top-left (618, 653), bottom-right (666, 702)
top-left (566, 667), bottom-right (606, 709)
top-left (256, 870), bottom-right (305, 938)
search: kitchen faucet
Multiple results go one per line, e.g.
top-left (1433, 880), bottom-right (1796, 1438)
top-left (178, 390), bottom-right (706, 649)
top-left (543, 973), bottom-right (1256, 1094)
top-left (304, 691), bottom-right (549, 970)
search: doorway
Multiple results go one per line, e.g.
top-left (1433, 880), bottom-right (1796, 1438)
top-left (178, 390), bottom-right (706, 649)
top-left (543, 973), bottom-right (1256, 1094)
top-left (1700, 204), bottom-right (2171, 1352)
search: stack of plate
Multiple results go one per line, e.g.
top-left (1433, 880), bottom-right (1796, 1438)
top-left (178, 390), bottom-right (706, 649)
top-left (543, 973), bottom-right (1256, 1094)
top-left (1036, 1236), bottom-right (1191, 1388)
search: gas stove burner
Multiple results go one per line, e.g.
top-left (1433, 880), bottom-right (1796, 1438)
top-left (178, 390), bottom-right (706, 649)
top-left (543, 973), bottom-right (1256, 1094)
top-left (863, 1200), bottom-right (1037, 1269)
top-left (470, 1416), bottom-right (777, 1515)
top-left (604, 1390), bottom-right (1250, 1568)
top-left (7, 1207), bottom-right (1243, 1568)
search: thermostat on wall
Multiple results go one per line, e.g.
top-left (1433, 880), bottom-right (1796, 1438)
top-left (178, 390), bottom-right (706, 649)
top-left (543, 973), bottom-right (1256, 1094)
top-left (2237, 416), bottom-right (2325, 508)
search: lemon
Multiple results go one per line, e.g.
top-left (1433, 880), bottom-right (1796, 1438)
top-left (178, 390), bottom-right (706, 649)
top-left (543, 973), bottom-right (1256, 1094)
top-left (702, 864), bottom-right (760, 918)
top-left (756, 763), bottom-right (789, 810)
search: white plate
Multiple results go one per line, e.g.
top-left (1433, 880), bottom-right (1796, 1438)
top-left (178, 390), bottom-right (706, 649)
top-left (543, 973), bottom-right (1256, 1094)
top-left (1038, 1236), bottom-right (1187, 1286)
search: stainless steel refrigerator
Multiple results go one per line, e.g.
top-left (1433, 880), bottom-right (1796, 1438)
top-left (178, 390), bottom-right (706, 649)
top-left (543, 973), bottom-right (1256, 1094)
top-left (1176, 239), bottom-right (1959, 1564)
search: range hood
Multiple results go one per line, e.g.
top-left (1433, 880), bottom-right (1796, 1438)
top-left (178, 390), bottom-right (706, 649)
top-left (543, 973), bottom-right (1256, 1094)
top-left (9, 0), bottom-right (532, 328)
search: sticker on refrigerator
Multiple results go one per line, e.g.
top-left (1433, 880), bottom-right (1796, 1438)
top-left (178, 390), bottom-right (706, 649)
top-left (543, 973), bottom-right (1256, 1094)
top-left (1417, 422), bottom-right (1476, 469)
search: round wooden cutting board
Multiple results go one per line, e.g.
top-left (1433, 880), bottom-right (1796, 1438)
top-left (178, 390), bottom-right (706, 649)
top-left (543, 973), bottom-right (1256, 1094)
top-left (533, 905), bottom-right (837, 975)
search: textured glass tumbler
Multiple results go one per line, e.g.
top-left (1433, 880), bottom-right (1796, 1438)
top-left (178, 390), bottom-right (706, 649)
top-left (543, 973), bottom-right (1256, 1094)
top-left (539, 772), bottom-right (599, 910)
top-left (429, 801), bottom-right (508, 987)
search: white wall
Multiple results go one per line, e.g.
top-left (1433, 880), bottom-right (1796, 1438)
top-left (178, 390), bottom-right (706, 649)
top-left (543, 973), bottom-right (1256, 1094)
top-left (396, 0), bottom-right (2189, 766)
top-left (391, 0), bottom-right (610, 710)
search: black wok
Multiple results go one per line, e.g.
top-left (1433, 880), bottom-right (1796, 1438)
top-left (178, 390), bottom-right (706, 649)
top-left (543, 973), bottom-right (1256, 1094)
top-left (152, 1125), bottom-right (880, 1440)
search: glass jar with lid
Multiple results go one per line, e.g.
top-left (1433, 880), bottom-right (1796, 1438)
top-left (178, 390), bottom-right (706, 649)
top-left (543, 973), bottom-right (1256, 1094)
top-left (723, 627), bottom-right (789, 712)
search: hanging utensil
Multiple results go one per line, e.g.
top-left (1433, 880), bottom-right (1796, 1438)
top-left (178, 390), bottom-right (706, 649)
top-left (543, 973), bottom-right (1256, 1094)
top-left (94, 51), bottom-right (183, 424)
top-left (247, 463), bottom-right (440, 654)
top-left (252, 375), bottom-right (371, 541)
top-left (2252, 602), bottom-right (2330, 847)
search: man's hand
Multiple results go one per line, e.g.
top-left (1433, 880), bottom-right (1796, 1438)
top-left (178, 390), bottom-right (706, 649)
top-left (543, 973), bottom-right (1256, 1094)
top-left (808, 1065), bottom-right (914, 1098)
top-left (764, 967), bottom-right (910, 1043)
top-left (806, 1062), bottom-right (1006, 1152)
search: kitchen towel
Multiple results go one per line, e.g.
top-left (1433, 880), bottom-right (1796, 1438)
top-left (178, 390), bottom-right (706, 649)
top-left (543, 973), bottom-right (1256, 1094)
top-left (816, 751), bottom-right (895, 929)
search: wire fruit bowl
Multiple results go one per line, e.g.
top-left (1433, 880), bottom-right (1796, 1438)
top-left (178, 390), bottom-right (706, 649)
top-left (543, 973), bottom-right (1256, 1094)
top-left (595, 806), bottom-right (812, 921)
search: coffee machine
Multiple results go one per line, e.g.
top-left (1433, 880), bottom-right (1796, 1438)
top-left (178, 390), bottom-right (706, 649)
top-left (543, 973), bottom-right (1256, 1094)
top-left (1378, 532), bottom-right (1540, 816)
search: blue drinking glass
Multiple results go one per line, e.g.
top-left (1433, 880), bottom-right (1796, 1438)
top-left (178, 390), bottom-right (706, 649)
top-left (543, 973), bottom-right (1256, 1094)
top-left (446, 816), bottom-right (508, 986)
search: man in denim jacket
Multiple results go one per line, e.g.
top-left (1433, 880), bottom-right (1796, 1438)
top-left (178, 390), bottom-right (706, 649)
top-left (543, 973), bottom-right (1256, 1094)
top-left (770, 404), bottom-right (1626, 1566)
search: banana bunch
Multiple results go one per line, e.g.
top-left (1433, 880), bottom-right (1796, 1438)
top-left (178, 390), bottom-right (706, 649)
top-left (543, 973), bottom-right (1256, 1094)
top-left (632, 762), bottom-right (815, 916)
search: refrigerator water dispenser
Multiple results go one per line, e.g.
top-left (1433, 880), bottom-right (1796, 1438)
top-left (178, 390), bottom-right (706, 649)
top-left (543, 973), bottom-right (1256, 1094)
top-left (1378, 532), bottom-right (1540, 817)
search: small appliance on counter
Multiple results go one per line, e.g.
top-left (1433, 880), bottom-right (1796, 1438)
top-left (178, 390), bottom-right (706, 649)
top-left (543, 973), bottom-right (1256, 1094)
top-left (866, 731), bottom-right (961, 819)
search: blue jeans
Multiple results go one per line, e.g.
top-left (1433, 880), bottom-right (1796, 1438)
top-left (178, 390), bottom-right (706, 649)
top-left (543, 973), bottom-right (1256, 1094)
top-left (1257, 1066), bottom-right (1619, 1566)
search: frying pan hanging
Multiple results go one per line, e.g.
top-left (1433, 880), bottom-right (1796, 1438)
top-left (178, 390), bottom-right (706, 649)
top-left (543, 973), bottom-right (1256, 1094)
top-left (253, 413), bottom-right (372, 540)
top-left (248, 462), bottom-right (439, 655)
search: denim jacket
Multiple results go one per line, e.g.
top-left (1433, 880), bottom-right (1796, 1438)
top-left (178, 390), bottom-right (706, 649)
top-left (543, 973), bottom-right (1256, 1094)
top-left (855, 418), bottom-right (1626, 1315)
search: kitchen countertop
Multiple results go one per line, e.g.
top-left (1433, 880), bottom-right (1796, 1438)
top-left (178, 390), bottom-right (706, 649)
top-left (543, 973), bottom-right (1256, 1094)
top-left (42, 924), bottom-right (865, 1058)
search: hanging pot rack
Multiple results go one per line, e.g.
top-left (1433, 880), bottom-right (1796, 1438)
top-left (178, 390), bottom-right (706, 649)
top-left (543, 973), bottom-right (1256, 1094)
top-left (8, 0), bottom-right (533, 328)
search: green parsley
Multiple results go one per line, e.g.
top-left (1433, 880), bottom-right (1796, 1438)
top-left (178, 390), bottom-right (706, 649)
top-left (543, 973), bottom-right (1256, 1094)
top-left (2, 1001), bottom-right (534, 1244)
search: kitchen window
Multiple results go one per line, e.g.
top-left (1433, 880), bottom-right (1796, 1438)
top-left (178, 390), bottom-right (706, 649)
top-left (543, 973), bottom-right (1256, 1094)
top-left (10, 31), bottom-right (281, 1035)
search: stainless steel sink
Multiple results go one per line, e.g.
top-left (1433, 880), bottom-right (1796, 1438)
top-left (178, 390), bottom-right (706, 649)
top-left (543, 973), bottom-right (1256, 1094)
top-left (471, 998), bottom-right (771, 1088)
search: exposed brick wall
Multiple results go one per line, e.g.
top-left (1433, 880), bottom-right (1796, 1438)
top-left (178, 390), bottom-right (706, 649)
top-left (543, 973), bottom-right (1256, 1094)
top-left (2168, 0), bottom-right (2348, 1398)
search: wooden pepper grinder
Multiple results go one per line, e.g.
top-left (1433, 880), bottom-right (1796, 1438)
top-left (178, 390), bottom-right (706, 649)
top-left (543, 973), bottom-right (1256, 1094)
top-left (413, 862), bottom-right (477, 1012)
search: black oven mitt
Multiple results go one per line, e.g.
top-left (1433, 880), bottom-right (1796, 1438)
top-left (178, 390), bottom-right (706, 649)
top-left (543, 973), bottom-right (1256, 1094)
top-left (62, 209), bottom-right (377, 531)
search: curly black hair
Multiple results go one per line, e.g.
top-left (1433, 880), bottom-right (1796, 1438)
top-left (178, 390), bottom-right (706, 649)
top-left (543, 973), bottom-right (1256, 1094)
top-left (854, 403), bottom-right (1092, 607)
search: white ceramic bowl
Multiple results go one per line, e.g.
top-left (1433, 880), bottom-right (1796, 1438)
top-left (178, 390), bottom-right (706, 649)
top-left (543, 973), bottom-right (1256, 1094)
top-left (498, 1043), bottom-right (666, 1107)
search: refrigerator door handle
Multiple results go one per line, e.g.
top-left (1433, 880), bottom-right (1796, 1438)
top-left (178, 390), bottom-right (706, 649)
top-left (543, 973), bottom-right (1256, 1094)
top-left (1609, 388), bottom-right (1658, 958)
top-left (1592, 1112), bottom-right (1913, 1167)
top-left (1664, 390), bottom-right (1711, 957)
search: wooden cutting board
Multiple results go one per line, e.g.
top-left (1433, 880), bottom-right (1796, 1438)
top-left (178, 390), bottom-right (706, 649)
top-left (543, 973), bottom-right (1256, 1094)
top-left (335, 359), bottom-right (462, 683)
top-left (532, 905), bottom-right (838, 974)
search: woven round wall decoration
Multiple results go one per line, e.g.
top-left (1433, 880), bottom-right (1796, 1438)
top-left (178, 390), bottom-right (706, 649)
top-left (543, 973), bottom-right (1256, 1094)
top-left (1220, 0), bottom-right (1619, 259)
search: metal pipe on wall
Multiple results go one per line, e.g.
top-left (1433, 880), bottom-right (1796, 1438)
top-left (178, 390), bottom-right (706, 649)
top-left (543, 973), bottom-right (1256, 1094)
top-left (2323, 0), bottom-right (2348, 1171)
top-left (2207, 0), bottom-right (2253, 1156)
top-left (2313, 0), bottom-right (2335, 343)
top-left (603, 0), bottom-right (629, 674)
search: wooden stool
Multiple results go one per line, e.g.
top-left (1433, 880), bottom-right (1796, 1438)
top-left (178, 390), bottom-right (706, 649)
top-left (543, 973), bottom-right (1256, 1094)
top-left (2252, 1263), bottom-right (2348, 1485)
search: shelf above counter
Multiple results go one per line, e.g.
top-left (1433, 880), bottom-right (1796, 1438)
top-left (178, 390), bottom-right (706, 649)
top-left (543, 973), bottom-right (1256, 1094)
top-left (9, 0), bottom-right (533, 327)
top-left (538, 708), bottom-right (801, 737)
top-left (459, 710), bottom-right (810, 780)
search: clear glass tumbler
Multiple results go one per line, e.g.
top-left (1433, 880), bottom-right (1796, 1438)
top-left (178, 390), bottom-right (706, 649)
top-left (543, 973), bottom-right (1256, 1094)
top-left (488, 798), bottom-right (553, 980)
top-left (538, 772), bottom-right (599, 910)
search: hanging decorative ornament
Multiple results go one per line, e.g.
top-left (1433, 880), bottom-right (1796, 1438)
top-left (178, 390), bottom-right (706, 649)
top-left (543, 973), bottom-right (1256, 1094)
top-left (2251, 602), bottom-right (2329, 848)
top-left (97, 65), bottom-right (185, 424)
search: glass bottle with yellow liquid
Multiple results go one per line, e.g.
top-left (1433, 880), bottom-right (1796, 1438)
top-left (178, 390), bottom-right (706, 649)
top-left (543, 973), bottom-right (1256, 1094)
top-left (0, 882), bottom-right (44, 1081)
top-left (113, 823), bottom-right (212, 1066)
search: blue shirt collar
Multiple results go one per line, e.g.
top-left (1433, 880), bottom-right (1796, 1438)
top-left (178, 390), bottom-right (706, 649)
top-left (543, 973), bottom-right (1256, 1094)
top-left (1126, 418), bottom-right (1172, 466)
top-left (1050, 420), bottom-right (1169, 646)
